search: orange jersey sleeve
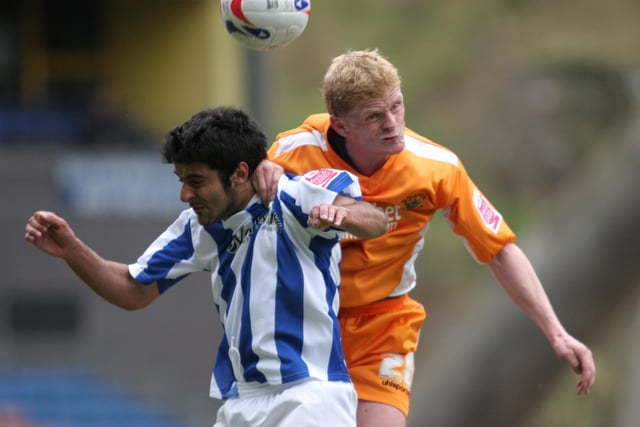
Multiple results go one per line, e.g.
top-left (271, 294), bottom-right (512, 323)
top-left (268, 114), bottom-right (516, 307)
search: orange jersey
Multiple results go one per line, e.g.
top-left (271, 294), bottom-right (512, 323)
top-left (268, 113), bottom-right (516, 307)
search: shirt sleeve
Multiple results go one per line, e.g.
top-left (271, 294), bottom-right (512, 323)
top-left (441, 162), bottom-right (516, 263)
top-left (278, 169), bottom-right (362, 238)
top-left (128, 209), bottom-right (215, 293)
top-left (293, 168), bottom-right (362, 208)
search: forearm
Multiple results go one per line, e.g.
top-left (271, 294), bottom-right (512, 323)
top-left (488, 243), bottom-right (566, 341)
top-left (490, 243), bottom-right (597, 394)
top-left (340, 201), bottom-right (388, 239)
top-left (63, 239), bottom-right (158, 310)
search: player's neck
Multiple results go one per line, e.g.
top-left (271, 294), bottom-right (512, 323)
top-left (345, 144), bottom-right (389, 176)
top-left (329, 127), bottom-right (387, 176)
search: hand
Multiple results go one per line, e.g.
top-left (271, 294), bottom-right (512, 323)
top-left (252, 160), bottom-right (284, 206)
top-left (25, 211), bottom-right (77, 258)
top-left (308, 204), bottom-right (348, 230)
top-left (551, 334), bottom-right (596, 395)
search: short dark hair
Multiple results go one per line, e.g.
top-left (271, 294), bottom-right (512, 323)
top-left (163, 106), bottom-right (267, 186)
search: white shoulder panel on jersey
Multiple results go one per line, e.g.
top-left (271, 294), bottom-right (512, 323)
top-left (404, 134), bottom-right (459, 166)
top-left (275, 130), bottom-right (328, 155)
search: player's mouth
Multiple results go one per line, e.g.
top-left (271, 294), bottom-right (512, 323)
top-left (383, 134), bottom-right (404, 145)
top-left (190, 204), bottom-right (207, 215)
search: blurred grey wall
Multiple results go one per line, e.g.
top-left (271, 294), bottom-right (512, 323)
top-left (1, 146), bottom-right (223, 425)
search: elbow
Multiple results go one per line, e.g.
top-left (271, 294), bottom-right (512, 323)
top-left (369, 225), bottom-right (388, 239)
top-left (117, 287), bottom-right (158, 312)
top-left (119, 300), bottom-right (150, 312)
top-left (373, 211), bottom-right (389, 237)
top-left (116, 298), bottom-right (150, 312)
top-left (361, 213), bottom-right (388, 239)
top-left (341, 205), bottom-right (388, 239)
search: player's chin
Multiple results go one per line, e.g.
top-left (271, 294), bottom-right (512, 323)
top-left (383, 135), bottom-right (404, 149)
top-left (386, 140), bottom-right (405, 154)
top-left (194, 211), bottom-right (212, 225)
top-left (195, 218), bottom-right (208, 226)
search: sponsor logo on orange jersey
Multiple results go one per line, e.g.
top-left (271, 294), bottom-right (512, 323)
top-left (473, 188), bottom-right (502, 233)
top-left (402, 193), bottom-right (426, 210)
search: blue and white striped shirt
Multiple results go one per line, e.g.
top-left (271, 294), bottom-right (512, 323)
top-left (128, 169), bottom-right (361, 399)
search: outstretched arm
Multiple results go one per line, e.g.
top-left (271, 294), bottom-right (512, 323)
top-left (307, 195), bottom-right (387, 239)
top-left (25, 211), bottom-right (159, 311)
top-left (488, 242), bottom-right (596, 395)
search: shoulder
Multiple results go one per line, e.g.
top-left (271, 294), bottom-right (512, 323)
top-left (278, 169), bottom-right (361, 208)
top-left (403, 129), bottom-right (460, 167)
top-left (272, 114), bottom-right (332, 155)
top-left (307, 169), bottom-right (361, 198)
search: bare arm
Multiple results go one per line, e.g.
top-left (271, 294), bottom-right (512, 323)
top-left (25, 211), bottom-right (159, 311)
top-left (488, 242), bottom-right (596, 395)
top-left (308, 195), bottom-right (387, 239)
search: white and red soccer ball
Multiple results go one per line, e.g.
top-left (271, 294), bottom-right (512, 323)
top-left (220, 0), bottom-right (311, 51)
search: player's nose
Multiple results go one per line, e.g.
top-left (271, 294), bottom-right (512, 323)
top-left (180, 184), bottom-right (194, 203)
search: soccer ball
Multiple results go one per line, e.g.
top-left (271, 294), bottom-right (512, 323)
top-left (220, 0), bottom-right (311, 51)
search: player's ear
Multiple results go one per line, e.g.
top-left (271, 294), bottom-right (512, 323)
top-left (230, 162), bottom-right (250, 185)
top-left (330, 114), bottom-right (349, 137)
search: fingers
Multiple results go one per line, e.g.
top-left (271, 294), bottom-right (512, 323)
top-left (25, 213), bottom-right (46, 240)
top-left (252, 160), bottom-right (283, 206)
top-left (553, 336), bottom-right (596, 396)
top-left (575, 348), bottom-right (596, 395)
top-left (319, 205), bottom-right (345, 226)
top-left (577, 369), bottom-right (595, 395)
top-left (253, 172), bottom-right (269, 206)
top-left (308, 205), bottom-right (347, 229)
top-left (24, 211), bottom-right (57, 242)
top-left (267, 171), bottom-right (280, 203)
top-left (561, 342), bottom-right (595, 396)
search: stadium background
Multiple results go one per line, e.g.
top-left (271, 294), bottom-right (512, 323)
top-left (1, 0), bottom-right (639, 426)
